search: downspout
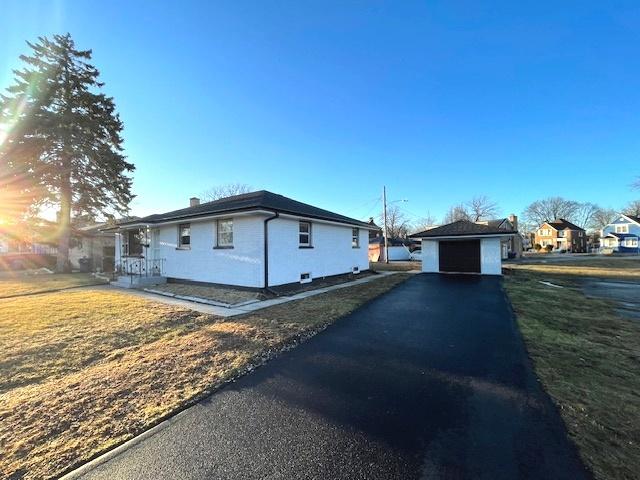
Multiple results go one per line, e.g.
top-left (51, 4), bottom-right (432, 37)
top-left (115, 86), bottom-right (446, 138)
top-left (263, 211), bottom-right (279, 291)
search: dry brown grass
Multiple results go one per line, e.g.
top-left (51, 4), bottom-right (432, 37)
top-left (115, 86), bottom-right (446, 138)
top-left (505, 257), bottom-right (640, 279)
top-left (505, 269), bottom-right (640, 480)
top-left (0, 273), bottom-right (106, 298)
top-left (0, 273), bottom-right (409, 479)
top-left (370, 261), bottom-right (419, 272)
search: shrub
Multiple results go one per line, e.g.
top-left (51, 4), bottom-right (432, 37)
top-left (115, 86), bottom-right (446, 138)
top-left (544, 244), bottom-right (553, 252)
top-left (534, 243), bottom-right (542, 251)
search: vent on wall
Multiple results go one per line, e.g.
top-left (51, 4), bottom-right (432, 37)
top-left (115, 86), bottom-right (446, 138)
top-left (300, 272), bottom-right (312, 284)
top-left (352, 266), bottom-right (360, 274)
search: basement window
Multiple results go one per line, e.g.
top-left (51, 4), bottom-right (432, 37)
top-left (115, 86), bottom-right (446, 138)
top-left (300, 272), bottom-right (312, 283)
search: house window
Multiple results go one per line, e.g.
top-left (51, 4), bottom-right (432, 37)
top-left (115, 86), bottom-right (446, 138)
top-left (217, 219), bottom-right (233, 247)
top-left (352, 228), bottom-right (360, 248)
top-left (299, 221), bottom-right (312, 247)
top-left (178, 223), bottom-right (191, 248)
top-left (615, 225), bottom-right (629, 234)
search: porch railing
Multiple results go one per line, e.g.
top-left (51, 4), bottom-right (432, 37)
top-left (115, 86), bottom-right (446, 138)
top-left (118, 257), bottom-right (165, 277)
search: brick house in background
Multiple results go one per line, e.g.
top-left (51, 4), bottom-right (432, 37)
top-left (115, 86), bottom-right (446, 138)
top-left (477, 214), bottom-right (523, 258)
top-left (534, 219), bottom-right (587, 253)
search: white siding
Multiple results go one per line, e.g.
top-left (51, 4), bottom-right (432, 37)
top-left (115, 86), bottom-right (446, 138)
top-left (421, 239), bottom-right (439, 273)
top-left (268, 218), bottom-right (369, 286)
top-left (480, 237), bottom-right (502, 275)
top-left (155, 215), bottom-right (265, 288)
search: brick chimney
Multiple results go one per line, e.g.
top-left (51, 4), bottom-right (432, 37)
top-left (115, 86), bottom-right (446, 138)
top-left (508, 213), bottom-right (518, 231)
top-left (190, 197), bottom-right (200, 207)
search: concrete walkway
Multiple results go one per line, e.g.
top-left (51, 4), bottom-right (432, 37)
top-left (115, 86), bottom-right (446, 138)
top-left (94, 272), bottom-right (402, 317)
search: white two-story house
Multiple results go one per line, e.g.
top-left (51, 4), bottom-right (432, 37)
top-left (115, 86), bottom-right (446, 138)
top-left (110, 191), bottom-right (375, 288)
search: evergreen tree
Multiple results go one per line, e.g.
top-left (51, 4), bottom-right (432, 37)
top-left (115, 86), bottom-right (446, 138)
top-left (0, 34), bottom-right (134, 271)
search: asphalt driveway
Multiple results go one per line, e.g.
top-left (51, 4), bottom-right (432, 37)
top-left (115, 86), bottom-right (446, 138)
top-left (79, 274), bottom-right (589, 480)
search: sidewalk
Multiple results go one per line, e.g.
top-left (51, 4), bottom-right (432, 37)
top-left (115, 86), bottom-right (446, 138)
top-left (99, 272), bottom-right (404, 317)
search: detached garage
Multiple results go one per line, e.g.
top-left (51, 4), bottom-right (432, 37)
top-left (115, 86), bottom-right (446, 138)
top-left (410, 220), bottom-right (517, 275)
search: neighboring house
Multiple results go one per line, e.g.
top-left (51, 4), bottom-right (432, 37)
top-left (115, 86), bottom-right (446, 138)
top-left (111, 190), bottom-right (375, 288)
top-left (476, 214), bottom-right (523, 259)
top-left (0, 221), bottom-right (58, 256)
top-left (68, 224), bottom-right (116, 272)
top-left (600, 214), bottom-right (640, 253)
top-left (367, 217), bottom-right (382, 241)
top-left (409, 220), bottom-right (517, 275)
top-left (521, 232), bottom-right (535, 251)
top-left (534, 219), bottom-right (587, 253)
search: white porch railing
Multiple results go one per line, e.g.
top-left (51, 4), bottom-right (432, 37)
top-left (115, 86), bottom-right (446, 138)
top-left (118, 257), bottom-right (165, 277)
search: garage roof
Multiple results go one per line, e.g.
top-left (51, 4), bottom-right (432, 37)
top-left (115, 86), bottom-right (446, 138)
top-left (410, 220), bottom-right (517, 238)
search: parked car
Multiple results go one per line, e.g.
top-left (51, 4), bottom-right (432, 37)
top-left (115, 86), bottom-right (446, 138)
top-left (410, 249), bottom-right (422, 261)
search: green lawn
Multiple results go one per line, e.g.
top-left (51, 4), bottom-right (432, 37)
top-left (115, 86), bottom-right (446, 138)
top-left (504, 267), bottom-right (640, 480)
top-left (0, 273), bottom-right (106, 298)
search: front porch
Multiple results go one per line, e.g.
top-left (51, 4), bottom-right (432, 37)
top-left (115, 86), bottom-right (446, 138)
top-left (602, 233), bottom-right (639, 253)
top-left (112, 256), bottom-right (167, 288)
top-left (113, 227), bottom-right (167, 288)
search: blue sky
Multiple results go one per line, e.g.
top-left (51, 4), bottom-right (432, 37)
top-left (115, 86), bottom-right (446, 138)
top-left (2, 1), bottom-right (639, 224)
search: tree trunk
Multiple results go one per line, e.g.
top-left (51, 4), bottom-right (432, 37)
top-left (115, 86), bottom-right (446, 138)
top-left (56, 163), bottom-right (72, 273)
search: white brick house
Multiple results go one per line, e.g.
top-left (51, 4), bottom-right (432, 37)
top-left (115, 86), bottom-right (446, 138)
top-left (111, 191), bottom-right (375, 288)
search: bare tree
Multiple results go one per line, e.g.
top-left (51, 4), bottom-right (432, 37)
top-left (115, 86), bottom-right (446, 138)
top-left (412, 212), bottom-right (438, 233)
top-left (632, 177), bottom-right (640, 190)
top-left (201, 183), bottom-right (252, 202)
top-left (443, 204), bottom-right (471, 224)
top-left (624, 199), bottom-right (640, 217)
top-left (572, 202), bottom-right (600, 230)
top-left (522, 197), bottom-right (579, 227)
top-left (378, 205), bottom-right (410, 239)
top-left (590, 208), bottom-right (618, 231)
top-left (466, 195), bottom-right (499, 222)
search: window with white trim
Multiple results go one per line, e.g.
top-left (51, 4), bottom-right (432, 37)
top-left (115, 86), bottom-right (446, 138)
top-left (352, 228), bottom-right (360, 248)
top-left (299, 221), bottom-right (311, 247)
top-left (178, 223), bottom-right (191, 248)
top-left (615, 224), bottom-right (629, 234)
top-left (217, 219), bottom-right (233, 247)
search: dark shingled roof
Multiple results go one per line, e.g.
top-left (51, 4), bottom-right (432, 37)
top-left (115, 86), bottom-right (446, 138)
top-left (546, 218), bottom-right (585, 231)
top-left (410, 220), bottom-right (516, 238)
top-left (119, 190), bottom-right (372, 228)
top-left (624, 214), bottom-right (640, 224)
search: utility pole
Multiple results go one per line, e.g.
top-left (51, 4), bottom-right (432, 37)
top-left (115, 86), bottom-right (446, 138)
top-left (383, 185), bottom-right (389, 264)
